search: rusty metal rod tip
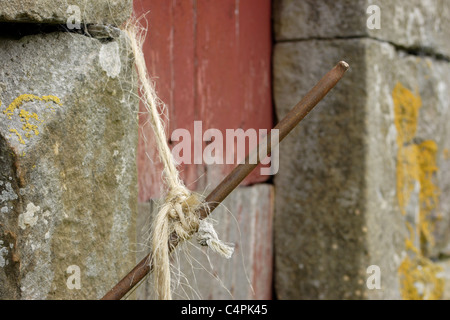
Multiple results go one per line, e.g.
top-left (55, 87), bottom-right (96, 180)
top-left (339, 61), bottom-right (350, 70)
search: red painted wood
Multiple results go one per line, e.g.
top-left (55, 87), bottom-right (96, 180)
top-left (134, 0), bottom-right (170, 202)
top-left (134, 0), bottom-right (272, 202)
top-left (195, 0), bottom-right (272, 184)
top-left (169, 0), bottom-right (199, 191)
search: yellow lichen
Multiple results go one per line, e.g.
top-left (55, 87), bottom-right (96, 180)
top-left (393, 82), bottom-right (443, 300)
top-left (19, 109), bottom-right (41, 137)
top-left (398, 255), bottom-right (444, 300)
top-left (418, 140), bottom-right (439, 246)
top-left (404, 222), bottom-right (420, 255)
top-left (2, 94), bottom-right (62, 145)
top-left (3, 94), bottom-right (61, 119)
top-left (393, 83), bottom-right (422, 146)
top-left (9, 129), bottom-right (25, 145)
top-left (393, 82), bottom-right (423, 215)
top-left (396, 144), bottom-right (421, 216)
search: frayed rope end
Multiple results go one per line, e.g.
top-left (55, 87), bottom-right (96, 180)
top-left (197, 219), bottom-right (235, 259)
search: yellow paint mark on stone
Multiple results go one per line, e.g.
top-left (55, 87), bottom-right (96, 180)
top-left (393, 82), bottom-right (443, 300)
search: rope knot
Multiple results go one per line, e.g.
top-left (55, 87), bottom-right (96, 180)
top-left (166, 190), bottom-right (201, 241)
top-left (151, 189), bottom-right (234, 300)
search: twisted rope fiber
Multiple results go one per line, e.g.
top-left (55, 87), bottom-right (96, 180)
top-left (125, 22), bottom-right (234, 300)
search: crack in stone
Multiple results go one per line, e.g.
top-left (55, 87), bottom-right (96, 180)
top-left (0, 22), bottom-right (119, 42)
top-left (276, 35), bottom-right (450, 62)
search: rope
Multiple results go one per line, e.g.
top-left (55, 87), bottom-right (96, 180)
top-left (125, 22), bottom-right (234, 300)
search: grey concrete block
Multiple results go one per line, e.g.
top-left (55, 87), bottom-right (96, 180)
top-left (0, 0), bottom-right (133, 26)
top-left (273, 0), bottom-right (367, 40)
top-left (0, 31), bottom-right (138, 299)
top-left (273, 37), bottom-right (450, 299)
top-left (274, 39), bottom-right (375, 300)
top-left (274, 0), bottom-right (450, 57)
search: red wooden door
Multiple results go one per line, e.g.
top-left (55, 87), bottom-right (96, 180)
top-left (134, 0), bottom-right (273, 202)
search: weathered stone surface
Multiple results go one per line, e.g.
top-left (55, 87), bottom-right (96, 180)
top-left (273, 0), bottom-right (367, 40)
top-left (274, 0), bottom-right (450, 57)
top-left (274, 39), bottom-right (374, 300)
top-left (365, 41), bottom-right (450, 300)
top-left (0, 31), bottom-right (138, 299)
top-left (136, 184), bottom-right (274, 300)
top-left (0, 0), bottom-right (133, 26)
top-left (437, 260), bottom-right (450, 300)
top-left (273, 38), bottom-right (450, 299)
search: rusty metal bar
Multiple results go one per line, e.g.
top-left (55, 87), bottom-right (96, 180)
top-left (101, 61), bottom-right (349, 300)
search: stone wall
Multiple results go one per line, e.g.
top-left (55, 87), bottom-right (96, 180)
top-left (0, 1), bottom-right (137, 299)
top-left (273, 0), bottom-right (450, 300)
top-left (3, 0), bottom-right (448, 301)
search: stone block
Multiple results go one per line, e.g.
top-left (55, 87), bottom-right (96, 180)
top-left (274, 0), bottom-right (450, 57)
top-left (273, 37), bottom-right (450, 299)
top-left (0, 0), bottom-right (133, 26)
top-left (273, 0), bottom-right (367, 40)
top-left (437, 260), bottom-right (450, 300)
top-left (0, 30), bottom-right (138, 299)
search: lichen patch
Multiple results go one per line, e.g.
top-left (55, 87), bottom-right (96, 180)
top-left (393, 82), bottom-right (443, 300)
top-left (18, 202), bottom-right (41, 230)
